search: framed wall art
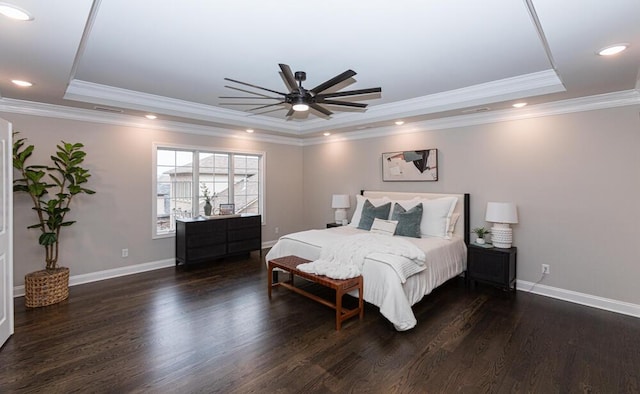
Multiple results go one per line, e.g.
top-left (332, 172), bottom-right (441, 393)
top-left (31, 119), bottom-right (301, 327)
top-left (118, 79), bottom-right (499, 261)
top-left (382, 149), bottom-right (438, 181)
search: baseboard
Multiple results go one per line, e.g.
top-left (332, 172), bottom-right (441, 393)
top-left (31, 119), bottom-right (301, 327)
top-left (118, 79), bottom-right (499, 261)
top-left (13, 246), bottom-right (275, 298)
top-left (13, 258), bottom-right (175, 298)
top-left (517, 280), bottom-right (640, 319)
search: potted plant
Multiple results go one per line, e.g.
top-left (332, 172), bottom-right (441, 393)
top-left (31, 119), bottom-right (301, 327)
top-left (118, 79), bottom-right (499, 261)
top-left (200, 183), bottom-right (215, 216)
top-left (13, 133), bottom-right (95, 307)
top-left (472, 227), bottom-right (491, 245)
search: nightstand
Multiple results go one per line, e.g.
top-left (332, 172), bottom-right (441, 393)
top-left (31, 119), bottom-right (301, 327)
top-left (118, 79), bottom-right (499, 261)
top-left (326, 223), bottom-right (342, 228)
top-left (467, 244), bottom-right (517, 291)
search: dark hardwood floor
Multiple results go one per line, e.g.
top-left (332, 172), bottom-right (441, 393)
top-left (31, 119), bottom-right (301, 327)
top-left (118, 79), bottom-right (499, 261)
top-left (1, 252), bottom-right (638, 393)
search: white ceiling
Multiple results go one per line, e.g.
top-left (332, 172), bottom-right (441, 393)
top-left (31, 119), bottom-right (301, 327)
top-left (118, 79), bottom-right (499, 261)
top-left (0, 0), bottom-right (639, 139)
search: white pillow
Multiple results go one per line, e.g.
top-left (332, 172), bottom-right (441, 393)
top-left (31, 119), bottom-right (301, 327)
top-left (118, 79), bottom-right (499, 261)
top-left (349, 195), bottom-right (390, 227)
top-left (369, 218), bottom-right (398, 236)
top-left (447, 213), bottom-right (461, 238)
top-left (420, 197), bottom-right (458, 238)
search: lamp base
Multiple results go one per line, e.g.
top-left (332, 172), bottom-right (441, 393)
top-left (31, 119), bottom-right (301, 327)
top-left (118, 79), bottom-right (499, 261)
top-left (490, 226), bottom-right (513, 248)
top-left (335, 208), bottom-right (347, 224)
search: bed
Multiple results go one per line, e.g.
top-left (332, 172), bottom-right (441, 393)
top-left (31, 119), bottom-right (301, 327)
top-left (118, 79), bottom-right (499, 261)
top-left (265, 190), bottom-right (470, 331)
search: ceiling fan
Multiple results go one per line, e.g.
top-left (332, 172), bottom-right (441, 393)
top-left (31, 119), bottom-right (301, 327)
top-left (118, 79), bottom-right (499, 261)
top-left (220, 64), bottom-right (382, 118)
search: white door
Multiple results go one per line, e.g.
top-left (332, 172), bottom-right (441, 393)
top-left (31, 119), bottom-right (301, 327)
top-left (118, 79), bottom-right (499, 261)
top-left (0, 118), bottom-right (14, 347)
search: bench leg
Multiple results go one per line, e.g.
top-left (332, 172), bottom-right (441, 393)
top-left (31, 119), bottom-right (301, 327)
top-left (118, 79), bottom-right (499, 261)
top-left (268, 263), bottom-right (273, 299)
top-left (336, 288), bottom-right (343, 331)
top-left (358, 278), bottom-right (364, 320)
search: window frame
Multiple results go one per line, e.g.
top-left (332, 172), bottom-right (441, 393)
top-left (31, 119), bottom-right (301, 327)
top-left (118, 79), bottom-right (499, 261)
top-left (152, 142), bottom-right (265, 239)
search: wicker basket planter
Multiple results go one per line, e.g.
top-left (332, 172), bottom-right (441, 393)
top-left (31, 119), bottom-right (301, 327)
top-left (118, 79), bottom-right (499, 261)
top-left (24, 267), bottom-right (70, 308)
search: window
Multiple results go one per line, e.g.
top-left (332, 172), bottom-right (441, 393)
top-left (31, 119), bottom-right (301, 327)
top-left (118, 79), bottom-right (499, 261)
top-left (153, 144), bottom-right (264, 238)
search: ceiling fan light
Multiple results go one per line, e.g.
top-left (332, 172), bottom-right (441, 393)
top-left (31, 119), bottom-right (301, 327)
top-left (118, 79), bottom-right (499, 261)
top-left (292, 103), bottom-right (309, 112)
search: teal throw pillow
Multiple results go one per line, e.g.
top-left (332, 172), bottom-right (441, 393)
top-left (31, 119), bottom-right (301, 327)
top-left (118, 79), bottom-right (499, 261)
top-left (357, 200), bottom-right (392, 231)
top-left (391, 203), bottom-right (423, 238)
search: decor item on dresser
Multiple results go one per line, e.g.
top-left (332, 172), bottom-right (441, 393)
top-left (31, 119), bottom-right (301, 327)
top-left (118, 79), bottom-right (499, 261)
top-left (472, 226), bottom-right (491, 245)
top-left (331, 194), bottom-right (350, 224)
top-left (219, 203), bottom-right (235, 215)
top-left (13, 133), bottom-right (96, 307)
top-left (485, 202), bottom-right (518, 248)
top-left (382, 149), bottom-right (438, 181)
top-left (200, 183), bottom-right (215, 216)
top-left (266, 190), bottom-right (470, 331)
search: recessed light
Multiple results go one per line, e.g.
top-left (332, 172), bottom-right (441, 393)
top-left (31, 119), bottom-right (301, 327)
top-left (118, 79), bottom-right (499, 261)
top-left (597, 44), bottom-right (629, 56)
top-left (11, 79), bottom-right (32, 87)
top-left (512, 102), bottom-right (527, 108)
top-left (145, 114), bottom-right (157, 120)
top-left (394, 121), bottom-right (405, 126)
top-left (323, 132), bottom-right (331, 136)
top-left (0, 3), bottom-right (33, 20)
top-left (246, 129), bottom-right (254, 133)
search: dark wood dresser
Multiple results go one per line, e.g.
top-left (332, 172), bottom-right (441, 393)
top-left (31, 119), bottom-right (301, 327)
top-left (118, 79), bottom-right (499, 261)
top-left (175, 214), bottom-right (261, 266)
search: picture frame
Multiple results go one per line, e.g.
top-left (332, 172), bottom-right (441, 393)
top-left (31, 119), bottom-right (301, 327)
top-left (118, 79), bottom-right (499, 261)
top-left (219, 203), bottom-right (235, 215)
top-left (382, 149), bottom-right (438, 181)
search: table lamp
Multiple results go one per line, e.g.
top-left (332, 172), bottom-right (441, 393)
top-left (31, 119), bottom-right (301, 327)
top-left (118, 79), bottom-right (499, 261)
top-left (485, 202), bottom-right (518, 248)
top-left (331, 194), bottom-right (350, 224)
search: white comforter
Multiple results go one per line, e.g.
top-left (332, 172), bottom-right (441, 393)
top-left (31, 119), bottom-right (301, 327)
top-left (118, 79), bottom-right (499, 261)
top-left (265, 226), bottom-right (467, 331)
top-left (297, 232), bottom-right (426, 280)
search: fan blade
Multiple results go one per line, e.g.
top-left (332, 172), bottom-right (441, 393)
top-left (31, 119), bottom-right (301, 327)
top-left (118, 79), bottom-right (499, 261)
top-left (249, 107), bottom-right (288, 116)
top-left (224, 85), bottom-right (276, 98)
top-left (219, 96), bottom-right (280, 99)
top-left (248, 102), bottom-right (286, 111)
top-left (220, 103), bottom-right (280, 106)
top-left (224, 78), bottom-right (286, 96)
top-left (316, 87), bottom-right (381, 99)
top-left (316, 99), bottom-right (368, 108)
top-left (285, 108), bottom-right (295, 117)
top-left (309, 103), bottom-right (333, 116)
top-left (310, 70), bottom-right (357, 94)
top-left (279, 64), bottom-right (298, 93)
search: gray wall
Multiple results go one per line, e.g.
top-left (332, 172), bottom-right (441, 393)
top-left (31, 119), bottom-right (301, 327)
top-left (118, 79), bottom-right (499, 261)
top-left (4, 104), bottom-right (639, 307)
top-left (303, 106), bottom-right (640, 305)
top-left (3, 114), bottom-right (304, 286)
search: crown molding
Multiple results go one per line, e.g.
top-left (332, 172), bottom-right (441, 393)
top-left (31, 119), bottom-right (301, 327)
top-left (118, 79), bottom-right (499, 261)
top-left (0, 98), bottom-right (303, 146)
top-left (63, 70), bottom-right (563, 136)
top-left (64, 79), bottom-right (304, 134)
top-left (2, 89), bottom-right (637, 148)
top-left (302, 89), bottom-right (640, 146)
top-left (298, 69), bottom-right (565, 135)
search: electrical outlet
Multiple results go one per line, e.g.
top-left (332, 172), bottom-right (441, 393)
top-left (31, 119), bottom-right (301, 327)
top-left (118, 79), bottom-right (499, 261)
top-left (122, 248), bottom-right (129, 258)
top-left (542, 264), bottom-right (550, 274)
top-left (274, 227), bottom-right (279, 234)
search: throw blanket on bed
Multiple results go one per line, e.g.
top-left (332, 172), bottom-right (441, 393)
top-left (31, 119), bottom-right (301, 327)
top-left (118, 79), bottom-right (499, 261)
top-left (297, 233), bottom-right (426, 280)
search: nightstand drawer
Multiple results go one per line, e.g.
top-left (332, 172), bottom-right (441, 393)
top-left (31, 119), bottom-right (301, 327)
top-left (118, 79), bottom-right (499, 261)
top-left (467, 245), bottom-right (517, 290)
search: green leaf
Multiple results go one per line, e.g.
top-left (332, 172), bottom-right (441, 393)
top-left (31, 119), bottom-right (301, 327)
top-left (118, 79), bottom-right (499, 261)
top-left (39, 232), bottom-right (57, 246)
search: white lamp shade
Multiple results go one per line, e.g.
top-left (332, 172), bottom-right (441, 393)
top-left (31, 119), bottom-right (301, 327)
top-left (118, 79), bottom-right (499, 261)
top-left (331, 194), bottom-right (350, 209)
top-left (485, 202), bottom-right (518, 224)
